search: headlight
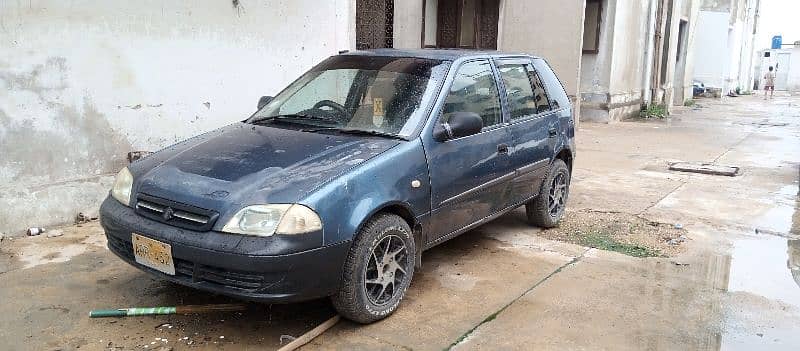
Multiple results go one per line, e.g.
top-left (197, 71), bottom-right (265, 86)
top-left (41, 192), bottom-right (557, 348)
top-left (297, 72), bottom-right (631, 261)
top-left (221, 204), bottom-right (322, 236)
top-left (111, 167), bottom-right (133, 206)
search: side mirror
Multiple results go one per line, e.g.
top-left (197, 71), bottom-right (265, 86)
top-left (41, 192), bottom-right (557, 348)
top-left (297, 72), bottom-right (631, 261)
top-left (257, 96), bottom-right (273, 110)
top-left (433, 112), bottom-right (483, 141)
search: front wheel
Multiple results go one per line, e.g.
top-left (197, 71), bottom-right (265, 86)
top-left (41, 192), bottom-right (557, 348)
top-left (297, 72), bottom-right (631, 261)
top-left (526, 159), bottom-right (570, 228)
top-left (331, 213), bottom-right (415, 323)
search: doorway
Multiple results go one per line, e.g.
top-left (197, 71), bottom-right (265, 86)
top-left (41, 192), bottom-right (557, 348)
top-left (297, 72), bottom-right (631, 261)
top-left (422, 0), bottom-right (499, 49)
top-left (673, 19), bottom-right (689, 105)
top-left (356, 0), bottom-right (394, 49)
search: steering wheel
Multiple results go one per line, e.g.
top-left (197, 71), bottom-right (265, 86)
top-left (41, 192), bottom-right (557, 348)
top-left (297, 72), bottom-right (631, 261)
top-left (312, 100), bottom-right (348, 117)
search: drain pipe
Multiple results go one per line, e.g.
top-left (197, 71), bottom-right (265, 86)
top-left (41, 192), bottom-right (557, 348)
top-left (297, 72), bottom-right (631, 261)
top-left (642, 0), bottom-right (658, 106)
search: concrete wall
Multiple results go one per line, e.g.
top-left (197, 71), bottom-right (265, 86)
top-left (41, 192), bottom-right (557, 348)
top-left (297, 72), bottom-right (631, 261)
top-left (394, 0), bottom-right (424, 48)
top-left (679, 0), bottom-right (703, 103)
top-left (691, 10), bottom-right (731, 89)
top-left (693, 0), bottom-right (759, 94)
top-left (606, 0), bottom-right (651, 120)
top-left (499, 0), bottom-right (586, 113)
top-left (0, 0), bottom-right (356, 235)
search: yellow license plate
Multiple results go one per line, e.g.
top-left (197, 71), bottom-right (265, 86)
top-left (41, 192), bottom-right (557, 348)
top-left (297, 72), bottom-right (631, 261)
top-left (132, 233), bottom-right (175, 275)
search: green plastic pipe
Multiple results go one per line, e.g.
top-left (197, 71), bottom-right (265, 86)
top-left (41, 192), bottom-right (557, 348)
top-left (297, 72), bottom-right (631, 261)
top-left (89, 306), bottom-right (177, 318)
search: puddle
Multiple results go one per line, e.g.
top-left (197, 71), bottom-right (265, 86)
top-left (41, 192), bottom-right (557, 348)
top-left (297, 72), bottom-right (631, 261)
top-left (18, 243), bottom-right (87, 269)
top-left (753, 184), bottom-right (798, 234)
top-left (727, 236), bottom-right (800, 308)
top-left (720, 236), bottom-right (800, 350)
top-left (16, 234), bottom-right (106, 269)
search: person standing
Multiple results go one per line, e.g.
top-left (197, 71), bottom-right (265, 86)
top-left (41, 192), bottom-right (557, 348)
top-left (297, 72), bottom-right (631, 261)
top-left (764, 66), bottom-right (776, 100)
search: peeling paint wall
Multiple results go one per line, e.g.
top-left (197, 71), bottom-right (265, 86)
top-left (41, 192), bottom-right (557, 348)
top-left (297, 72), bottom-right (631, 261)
top-left (0, 0), bottom-right (355, 235)
top-left (580, 0), bottom-right (659, 122)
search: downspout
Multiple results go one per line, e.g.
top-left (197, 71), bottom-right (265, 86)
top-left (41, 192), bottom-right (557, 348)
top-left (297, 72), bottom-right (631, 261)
top-left (642, 0), bottom-right (658, 106)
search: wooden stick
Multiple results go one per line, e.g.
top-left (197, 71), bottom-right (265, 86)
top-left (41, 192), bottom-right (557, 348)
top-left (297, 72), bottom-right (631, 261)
top-left (175, 304), bottom-right (247, 314)
top-left (277, 315), bottom-right (340, 351)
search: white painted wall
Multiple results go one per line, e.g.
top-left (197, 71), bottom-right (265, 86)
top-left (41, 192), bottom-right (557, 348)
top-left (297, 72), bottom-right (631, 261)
top-left (691, 10), bottom-right (730, 89)
top-left (0, 0), bottom-right (355, 235)
top-left (758, 48), bottom-right (800, 91)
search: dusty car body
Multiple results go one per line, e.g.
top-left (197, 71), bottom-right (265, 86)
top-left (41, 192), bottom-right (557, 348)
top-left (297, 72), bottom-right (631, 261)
top-left (100, 49), bottom-right (575, 323)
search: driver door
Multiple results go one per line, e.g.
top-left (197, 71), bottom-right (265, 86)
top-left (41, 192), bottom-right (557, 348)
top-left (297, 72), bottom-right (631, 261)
top-left (425, 59), bottom-right (514, 244)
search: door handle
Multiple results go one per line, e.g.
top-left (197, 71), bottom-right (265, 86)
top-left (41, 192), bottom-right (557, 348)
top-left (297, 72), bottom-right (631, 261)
top-left (548, 128), bottom-right (558, 137)
top-left (497, 143), bottom-right (509, 154)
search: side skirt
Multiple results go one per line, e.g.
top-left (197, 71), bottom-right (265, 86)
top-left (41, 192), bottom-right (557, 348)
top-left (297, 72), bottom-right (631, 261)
top-left (422, 193), bottom-right (539, 251)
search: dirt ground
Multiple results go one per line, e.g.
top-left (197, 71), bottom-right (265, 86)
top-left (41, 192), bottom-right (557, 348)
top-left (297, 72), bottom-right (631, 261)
top-left (1, 93), bottom-right (799, 350)
top-left (538, 209), bottom-right (688, 257)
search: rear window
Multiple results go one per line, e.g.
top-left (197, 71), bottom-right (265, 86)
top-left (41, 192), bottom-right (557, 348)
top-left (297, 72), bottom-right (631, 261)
top-left (532, 59), bottom-right (570, 110)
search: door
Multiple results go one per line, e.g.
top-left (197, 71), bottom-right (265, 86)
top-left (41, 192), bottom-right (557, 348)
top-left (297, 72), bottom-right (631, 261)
top-left (356, 0), bottom-right (394, 49)
top-left (495, 59), bottom-right (558, 205)
top-left (426, 59), bottom-right (513, 242)
top-left (776, 53), bottom-right (791, 90)
top-left (434, 0), bottom-right (498, 49)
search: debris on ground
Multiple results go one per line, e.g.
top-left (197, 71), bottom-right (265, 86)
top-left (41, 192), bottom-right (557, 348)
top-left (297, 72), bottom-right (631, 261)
top-left (537, 210), bottom-right (688, 257)
top-left (46, 229), bottom-right (64, 238)
top-left (0, 232), bottom-right (5, 242)
top-left (127, 151), bottom-right (153, 163)
top-left (667, 235), bottom-right (688, 246)
top-left (27, 227), bottom-right (46, 236)
top-left (668, 162), bottom-right (739, 176)
top-left (671, 260), bottom-right (690, 266)
top-left (75, 212), bottom-right (98, 224)
top-left (280, 334), bottom-right (297, 344)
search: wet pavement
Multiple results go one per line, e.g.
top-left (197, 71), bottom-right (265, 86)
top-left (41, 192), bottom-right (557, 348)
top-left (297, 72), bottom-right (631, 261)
top-left (0, 94), bottom-right (798, 350)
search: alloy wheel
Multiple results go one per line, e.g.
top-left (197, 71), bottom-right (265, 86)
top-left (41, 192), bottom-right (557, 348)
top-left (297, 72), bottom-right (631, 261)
top-left (548, 171), bottom-right (568, 218)
top-left (363, 234), bottom-right (410, 306)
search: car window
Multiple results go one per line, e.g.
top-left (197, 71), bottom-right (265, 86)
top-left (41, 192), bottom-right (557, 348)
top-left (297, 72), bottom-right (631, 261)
top-left (498, 63), bottom-right (537, 119)
top-left (533, 58), bottom-right (570, 110)
top-left (251, 56), bottom-right (449, 138)
top-left (528, 66), bottom-right (552, 114)
top-left (278, 70), bottom-right (356, 114)
top-left (440, 60), bottom-right (502, 129)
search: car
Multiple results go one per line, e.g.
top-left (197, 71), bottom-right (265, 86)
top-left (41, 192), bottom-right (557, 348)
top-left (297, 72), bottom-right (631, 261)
top-left (100, 49), bottom-right (576, 323)
top-left (693, 81), bottom-right (706, 96)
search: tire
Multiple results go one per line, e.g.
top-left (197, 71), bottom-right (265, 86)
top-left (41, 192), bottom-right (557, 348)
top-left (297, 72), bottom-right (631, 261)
top-left (331, 213), bottom-right (415, 324)
top-left (526, 159), bottom-right (570, 228)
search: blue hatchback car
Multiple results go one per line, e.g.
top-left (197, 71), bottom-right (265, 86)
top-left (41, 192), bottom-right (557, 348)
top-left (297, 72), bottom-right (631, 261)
top-left (100, 49), bottom-right (575, 323)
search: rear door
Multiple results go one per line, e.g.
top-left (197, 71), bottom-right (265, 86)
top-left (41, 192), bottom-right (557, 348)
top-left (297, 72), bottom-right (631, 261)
top-left (426, 59), bottom-right (513, 243)
top-left (495, 58), bottom-right (558, 204)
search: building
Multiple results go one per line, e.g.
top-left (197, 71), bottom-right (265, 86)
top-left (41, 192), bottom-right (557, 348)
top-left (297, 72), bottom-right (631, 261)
top-left (580, 0), bottom-right (702, 122)
top-left (0, 0), bottom-right (700, 233)
top-left (691, 0), bottom-right (761, 95)
top-left (755, 46), bottom-right (800, 91)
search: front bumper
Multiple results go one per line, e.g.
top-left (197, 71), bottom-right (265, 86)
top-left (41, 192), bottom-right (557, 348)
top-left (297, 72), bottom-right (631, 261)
top-left (99, 197), bottom-right (351, 303)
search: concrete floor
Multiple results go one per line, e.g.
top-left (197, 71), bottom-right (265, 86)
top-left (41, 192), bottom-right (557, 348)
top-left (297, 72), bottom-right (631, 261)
top-left (0, 94), bottom-right (798, 350)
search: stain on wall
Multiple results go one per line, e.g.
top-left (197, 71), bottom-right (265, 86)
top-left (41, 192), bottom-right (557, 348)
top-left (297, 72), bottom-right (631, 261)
top-left (0, 0), bottom-right (356, 235)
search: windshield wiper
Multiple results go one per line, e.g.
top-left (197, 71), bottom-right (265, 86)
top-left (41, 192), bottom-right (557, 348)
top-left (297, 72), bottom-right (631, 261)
top-left (250, 114), bottom-right (339, 125)
top-left (302, 127), bottom-right (406, 140)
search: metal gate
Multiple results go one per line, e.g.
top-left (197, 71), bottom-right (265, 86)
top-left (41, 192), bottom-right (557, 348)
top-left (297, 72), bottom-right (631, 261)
top-left (356, 0), bottom-right (394, 50)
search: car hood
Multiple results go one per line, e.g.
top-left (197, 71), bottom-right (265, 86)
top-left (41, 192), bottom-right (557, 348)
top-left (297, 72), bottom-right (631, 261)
top-left (131, 122), bottom-right (399, 213)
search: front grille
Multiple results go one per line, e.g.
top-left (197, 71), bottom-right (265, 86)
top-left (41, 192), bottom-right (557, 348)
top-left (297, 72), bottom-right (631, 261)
top-left (107, 234), bottom-right (265, 291)
top-left (135, 194), bottom-right (218, 231)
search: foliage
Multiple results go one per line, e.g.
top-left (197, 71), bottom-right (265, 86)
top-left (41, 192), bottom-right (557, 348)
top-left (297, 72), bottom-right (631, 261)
top-left (683, 99), bottom-right (695, 107)
top-left (639, 104), bottom-right (668, 119)
top-left (579, 230), bottom-right (663, 258)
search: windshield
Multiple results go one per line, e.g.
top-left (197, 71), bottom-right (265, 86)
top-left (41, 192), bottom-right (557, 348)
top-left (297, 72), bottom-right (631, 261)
top-left (249, 56), bottom-right (449, 138)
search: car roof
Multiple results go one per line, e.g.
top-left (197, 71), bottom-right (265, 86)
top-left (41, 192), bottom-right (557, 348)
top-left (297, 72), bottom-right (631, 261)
top-left (340, 48), bottom-right (540, 61)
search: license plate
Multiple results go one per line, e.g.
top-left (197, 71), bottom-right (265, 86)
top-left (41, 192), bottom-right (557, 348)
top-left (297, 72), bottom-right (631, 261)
top-left (132, 233), bottom-right (175, 275)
